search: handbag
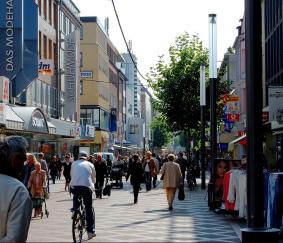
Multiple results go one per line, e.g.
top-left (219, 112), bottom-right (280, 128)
top-left (103, 180), bottom-right (112, 196)
top-left (178, 185), bottom-right (185, 201)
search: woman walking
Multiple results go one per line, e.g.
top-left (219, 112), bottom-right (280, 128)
top-left (28, 163), bottom-right (46, 218)
top-left (62, 154), bottom-right (72, 191)
top-left (126, 154), bottom-right (144, 204)
top-left (160, 154), bottom-right (182, 211)
top-left (49, 156), bottom-right (58, 184)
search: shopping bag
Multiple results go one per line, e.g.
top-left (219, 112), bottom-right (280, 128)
top-left (103, 181), bottom-right (112, 196)
top-left (178, 185), bottom-right (185, 201)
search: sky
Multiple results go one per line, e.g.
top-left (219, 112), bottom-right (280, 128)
top-left (72, 0), bottom-right (244, 82)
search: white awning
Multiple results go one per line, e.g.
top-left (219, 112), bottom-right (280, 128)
top-left (228, 134), bottom-right (246, 145)
top-left (5, 105), bottom-right (24, 130)
top-left (47, 121), bottom-right (56, 134)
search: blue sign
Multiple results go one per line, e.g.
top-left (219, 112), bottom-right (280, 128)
top-left (110, 108), bottom-right (117, 132)
top-left (0, 0), bottom-right (38, 97)
top-left (0, 0), bottom-right (24, 81)
top-left (13, 0), bottom-right (38, 96)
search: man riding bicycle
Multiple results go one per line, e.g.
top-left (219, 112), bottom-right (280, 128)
top-left (70, 151), bottom-right (96, 240)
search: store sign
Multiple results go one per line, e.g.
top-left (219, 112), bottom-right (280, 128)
top-left (224, 101), bottom-right (240, 114)
top-left (85, 125), bottom-right (95, 138)
top-left (269, 87), bottom-right (283, 129)
top-left (80, 71), bottom-right (93, 78)
top-left (227, 114), bottom-right (240, 122)
top-left (38, 59), bottom-right (53, 75)
top-left (29, 109), bottom-right (48, 133)
top-left (64, 31), bottom-right (77, 119)
top-left (110, 108), bottom-right (117, 132)
top-left (0, 103), bottom-right (6, 124)
top-left (0, 77), bottom-right (9, 103)
top-left (0, 0), bottom-right (23, 81)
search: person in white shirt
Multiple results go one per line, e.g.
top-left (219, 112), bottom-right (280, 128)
top-left (70, 151), bottom-right (96, 240)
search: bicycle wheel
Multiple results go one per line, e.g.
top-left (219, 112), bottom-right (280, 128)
top-left (72, 211), bottom-right (84, 243)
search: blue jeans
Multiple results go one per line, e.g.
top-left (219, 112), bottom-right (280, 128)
top-left (144, 172), bottom-right (152, 191)
top-left (71, 186), bottom-right (95, 233)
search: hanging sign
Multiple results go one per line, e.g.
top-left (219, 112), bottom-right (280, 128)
top-left (0, 77), bottom-right (9, 103)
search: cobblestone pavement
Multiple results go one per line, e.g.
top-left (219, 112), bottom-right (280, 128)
top-left (27, 178), bottom-right (241, 242)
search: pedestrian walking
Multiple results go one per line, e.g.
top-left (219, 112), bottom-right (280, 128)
top-left (0, 136), bottom-right (32, 242)
top-left (28, 163), bottom-right (46, 218)
top-left (106, 154), bottom-right (112, 176)
top-left (22, 153), bottom-right (36, 187)
top-left (142, 151), bottom-right (157, 192)
top-left (152, 153), bottom-right (159, 188)
top-left (160, 154), bottom-right (182, 210)
top-left (126, 154), bottom-right (144, 204)
top-left (38, 152), bottom-right (48, 174)
top-left (62, 153), bottom-right (72, 191)
top-left (56, 155), bottom-right (63, 180)
top-left (94, 154), bottom-right (108, 199)
top-left (176, 152), bottom-right (188, 184)
top-left (49, 156), bottom-right (58, 184)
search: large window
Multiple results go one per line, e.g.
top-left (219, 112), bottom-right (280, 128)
top-left (80, 80), bottom-right (83, 95)
top-left (48, 39), bottom-right (52, 59)
top-left (43, 35), bottom-right (47, 59)
top-left (80, 108), bottom-right (109, 131)
top-left (39, 31), bottom-right (42, 58)
top-left (130, 125), bottom-right (139, 134)
top-left (49, 0), bottom-right (52, 25)
top-left (43, 0), bottom-right (47, 20)
top-left (38, 0), bottom-right (42, 16)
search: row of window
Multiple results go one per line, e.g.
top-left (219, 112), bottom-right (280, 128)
top-left (38, 0), bottom-right (57, 27)
top-left (264, 0), bottom-right (283, 36)
top-left (265, 21), bottom-right (283, 83)
top-left (80, 108), bottom-right (110, 131)
top-left (39, 31), bottom-right (56, 61)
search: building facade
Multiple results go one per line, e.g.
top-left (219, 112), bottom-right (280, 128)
top-left (0, 0), bottom-right (81, 158)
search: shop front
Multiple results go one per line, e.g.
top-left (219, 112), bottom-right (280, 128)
top-left (79, 130), bottom-right (109, 154)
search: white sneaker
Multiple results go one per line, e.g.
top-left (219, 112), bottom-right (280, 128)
top-left (88, 232), bottom-right (96, 240)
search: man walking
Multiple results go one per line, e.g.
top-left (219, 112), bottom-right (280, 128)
top-left (176, 152), bottom-right (188, 183)
top-left (143, 151), bottom-right (157, 191)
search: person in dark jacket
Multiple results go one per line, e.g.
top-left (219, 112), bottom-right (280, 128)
top-left (94, 154), bottom-right (108, 198)
top-left (126, 154), bottom-right (144, 204)
top-left (62, 154), bottom-right (72, 191)
top-left (176, 152), bottom-right (188, 183)
top-left (49, 156), bottom-right (58, 184)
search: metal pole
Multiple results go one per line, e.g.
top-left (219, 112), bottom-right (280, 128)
top-left (241, 0), bottom-right (279, 242)
top-left (208, 14), bottom-right (217, 208)
top-left (200, 64), bottom-right (206, 189)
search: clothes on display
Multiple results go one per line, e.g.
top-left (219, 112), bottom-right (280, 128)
top-left (266, 172), bottom-right (283, 229)
top-left (222, 169), bottom-right (247, 218)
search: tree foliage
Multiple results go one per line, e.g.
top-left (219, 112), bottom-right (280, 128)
top-left (151, 115), bottom-right (171, 149)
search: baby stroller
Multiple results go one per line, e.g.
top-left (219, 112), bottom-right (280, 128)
top-left (32, 188), bottom-right (49, 219)
top-left (110, 164), bottom-right (123, 189)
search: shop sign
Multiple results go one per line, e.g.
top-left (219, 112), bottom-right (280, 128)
top-left (0, 77), bottom-right (9, 103)
top-left (29, 109), bottom-right (48, 133)
top-left (80, 71), bottom-right (93, 78)
top-left (227, 114), bottom-right (240, 122)
top-left (64, 31), bottom-right (77, 119)
top-left (38, 59), bottom-right (53, 75)
top-left (224, 101), bottom-right (240, 114)
top-left (110, 108), bottom-right (117, 132)
top-left (269, 87), bottom-right (283, 129)
top-left (0, 0), bottom-right (23, 82)
top-left (0, 103), bottom-right (6, 124)
top-left (85, 125), bottom-right (95, 138)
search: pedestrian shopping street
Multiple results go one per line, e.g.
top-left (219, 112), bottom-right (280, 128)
top-left (27, 178), bottom-right (241, 242)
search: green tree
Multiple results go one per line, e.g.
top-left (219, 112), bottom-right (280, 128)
top-left (148, 33), bottom-right (208, 152)
top-left (151, 116), bottom-right (171, 149)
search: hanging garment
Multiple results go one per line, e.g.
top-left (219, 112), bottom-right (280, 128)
top-left (238, 171), bottom-right (247, 218)
top-left (267, 173), bottom-right (283, 228)
top-left (222, 171), bottom-right (235, 211)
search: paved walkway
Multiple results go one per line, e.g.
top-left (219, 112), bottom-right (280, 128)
top-left (27, 178), bottom-right (241, 242)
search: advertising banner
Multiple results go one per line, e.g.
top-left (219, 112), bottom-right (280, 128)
top-left (0, 77), bottom-right (9, 103)
top-left (0, 0), bottom-right (23, 82)
top-left (64, 31), bottom-right (77, 119)
top-left (110, 108), bottom-right (117, 132)
top-left (0, 103), bottom-right (6, 124)
top-left (85, 125), bottom-right (95, 138)
top-left (269, 87), bottom-right (283, 129)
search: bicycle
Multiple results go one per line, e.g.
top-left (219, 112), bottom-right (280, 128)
top-left (71, 194), bottom-right (95, 243)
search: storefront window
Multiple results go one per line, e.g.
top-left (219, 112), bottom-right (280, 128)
top-left (100, 109), bottom-right (109, 131)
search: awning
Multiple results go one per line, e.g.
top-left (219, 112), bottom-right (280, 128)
top-left (228, 134), bottom-right (247, 151)
top-left (273, 130), bottom-right (283, 135)
top-left (50, 118), bottom-right (76, 137)
top-left (47, 121), bottom-right (56, 134)
top-left (5, 105), bottom-right (24, 130)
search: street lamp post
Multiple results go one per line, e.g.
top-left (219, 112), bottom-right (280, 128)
top-left (208, 13), bottom-right (217, 208)
top-left (241, 1), bottom-right (279, 242)
top-left (200, 64), bottom-right (206, 190)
